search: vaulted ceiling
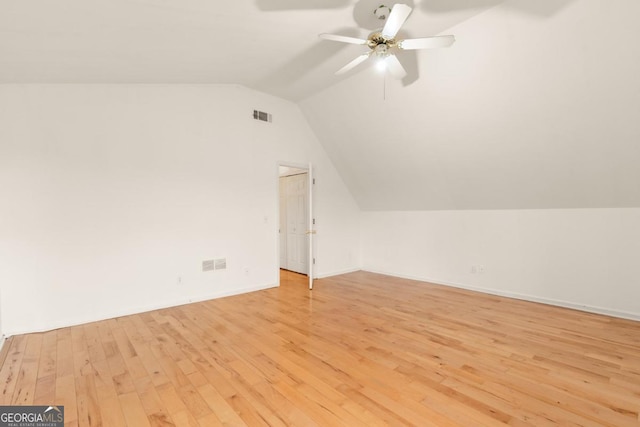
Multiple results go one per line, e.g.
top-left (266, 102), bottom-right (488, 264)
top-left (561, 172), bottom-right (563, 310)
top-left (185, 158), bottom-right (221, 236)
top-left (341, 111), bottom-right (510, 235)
top-left (0, 0), bottom-right (504, 100)
top-left (2, 0), bottom-right (639, 211)
top-left (301, 0), bottom-right (640, 210)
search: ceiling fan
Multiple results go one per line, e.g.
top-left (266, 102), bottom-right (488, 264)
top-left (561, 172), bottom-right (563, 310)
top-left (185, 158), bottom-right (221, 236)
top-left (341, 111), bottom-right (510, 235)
top-left (319, 3), bottom-right (455, 79)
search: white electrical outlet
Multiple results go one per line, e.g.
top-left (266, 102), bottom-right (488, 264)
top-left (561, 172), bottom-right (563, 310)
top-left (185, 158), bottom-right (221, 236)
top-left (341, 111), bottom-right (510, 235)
top-left (471, 264), bottom-right (485, 274)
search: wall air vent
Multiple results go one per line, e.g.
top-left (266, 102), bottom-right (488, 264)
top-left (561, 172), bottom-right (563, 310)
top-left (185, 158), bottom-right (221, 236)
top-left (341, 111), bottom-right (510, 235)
top-left (253, 110), bottom-right (272, 123)
top-left (202, 260), bottom-right (215, 272)
top-left (203, 258), bottom-right (226, 271)
top-left (214, 258), bottom-right (227, 270)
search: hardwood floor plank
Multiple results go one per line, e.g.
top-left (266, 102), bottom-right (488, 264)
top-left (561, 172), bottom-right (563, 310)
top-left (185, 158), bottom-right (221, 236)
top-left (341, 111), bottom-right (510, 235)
top-left (92, 358), bottom-right (127, 427)
top-left (83, 324), bottom-right (107, 363)
top-left (1, 270), bottom-right (639, 426)
top-left (55, 374), bottom-right (78, 426)
top-left (147, 412), bottom-right (175, 427)
top-left (11, 333), bottom-right (42, 405)
top-left (119, 391), bottom-right (152, 427)
top-left (56, 329), bottom-right (74, 379)
top-left (38, 330), bottom-right (58, 380)
top-left (156, 382), bottom-right (188, 418)
top-left (0, 337), bottom-right (13, 369)
top-left (97, 394), bottom-right (127, 427)
top-left (169, 409), bottom-right (200, 427)
top-left (197, 383), bottom-right (248, 426)
top-left (134, 346), bottom-right (170, 388)
top-left (75, 372), bottom-right (102, 427)
top-left (176, 384), bottom-right (212, 420)
top-left (33, 374), bottom-right (56, 405)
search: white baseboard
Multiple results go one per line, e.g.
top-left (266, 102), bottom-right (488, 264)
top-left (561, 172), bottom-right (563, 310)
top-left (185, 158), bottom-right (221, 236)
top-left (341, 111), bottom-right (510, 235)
top-left (4, 282), bottom-right (278, 337)
top-left (363, 268), bottom-right (640, 322)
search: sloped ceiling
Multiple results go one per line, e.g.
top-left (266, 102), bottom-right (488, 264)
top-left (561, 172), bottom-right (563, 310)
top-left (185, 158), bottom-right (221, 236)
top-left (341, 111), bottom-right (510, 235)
top-left (2, 0), bottom-right (639, 211)
top-left (301, 0), bottom-right (640, 210)
top-left (0, 0), bottom-right (501, 101)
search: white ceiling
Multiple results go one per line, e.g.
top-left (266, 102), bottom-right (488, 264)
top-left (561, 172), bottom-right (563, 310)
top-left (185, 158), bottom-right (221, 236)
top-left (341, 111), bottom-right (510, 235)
top-left (301, 0), bottom-right (640, 210)
top-left (4, 0), bottom-right (639, 211)
top-left (0, 0), bottom-right (505, 101)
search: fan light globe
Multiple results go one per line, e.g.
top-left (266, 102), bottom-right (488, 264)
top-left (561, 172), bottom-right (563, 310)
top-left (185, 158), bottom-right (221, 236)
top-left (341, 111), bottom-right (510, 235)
top-left (374, 43), bottom-right (389, 57)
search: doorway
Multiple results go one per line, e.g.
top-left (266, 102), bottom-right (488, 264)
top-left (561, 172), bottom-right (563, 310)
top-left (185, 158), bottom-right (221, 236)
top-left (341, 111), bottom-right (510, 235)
top-left (278, 163), bottom-right (314, 289)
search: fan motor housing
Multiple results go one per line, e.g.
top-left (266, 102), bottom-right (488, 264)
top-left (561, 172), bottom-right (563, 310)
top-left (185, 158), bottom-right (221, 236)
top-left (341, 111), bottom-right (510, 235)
top-left (367, 32), bottom-right (397, 50)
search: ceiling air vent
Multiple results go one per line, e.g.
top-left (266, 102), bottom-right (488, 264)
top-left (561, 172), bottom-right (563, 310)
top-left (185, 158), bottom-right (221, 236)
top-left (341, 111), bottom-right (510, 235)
top-left (253, 110), bottom-right (272, 123)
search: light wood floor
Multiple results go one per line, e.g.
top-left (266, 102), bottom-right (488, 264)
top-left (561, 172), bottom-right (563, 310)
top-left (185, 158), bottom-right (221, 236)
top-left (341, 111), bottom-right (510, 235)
top-left (1, 270), bottom-right (640, 426)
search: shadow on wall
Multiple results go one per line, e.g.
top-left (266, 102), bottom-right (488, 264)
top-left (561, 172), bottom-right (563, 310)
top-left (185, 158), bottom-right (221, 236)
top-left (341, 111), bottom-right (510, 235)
top-left (255, 27), bottom-right (362, 94)
top-left (257, 0), bottom-right (573, 18)
top-left (256, 0), bottom-right (350, 11)
top-left (421, 0), bottom-right (575, 18)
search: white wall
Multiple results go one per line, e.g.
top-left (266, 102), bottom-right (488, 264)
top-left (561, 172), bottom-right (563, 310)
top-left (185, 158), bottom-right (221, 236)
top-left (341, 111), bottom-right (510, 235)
top-left (0, 84), bottom-right (361, 335)
top-left (362, 209), bottom-right (640, 320)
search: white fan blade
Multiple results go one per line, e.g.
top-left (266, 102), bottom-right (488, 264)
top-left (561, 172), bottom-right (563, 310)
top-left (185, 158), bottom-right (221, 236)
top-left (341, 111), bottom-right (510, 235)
top-left (385, 55), bottom-right (407, 79)
top-left (398, 35), bottom-right (456, 50)
top-left (319, 34), bottom-right (368, 45)
top-left (382, 4), bottom-right (412, 39)
top-left (336, 52), bottom-right (371, 75)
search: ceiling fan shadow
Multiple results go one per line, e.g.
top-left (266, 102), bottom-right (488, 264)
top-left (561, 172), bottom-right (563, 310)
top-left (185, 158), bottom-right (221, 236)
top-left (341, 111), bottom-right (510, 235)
top-left (255, 27), bottom-right (361, 92)
top-left (507, 0), bottom-right (574, 17)
top-left (420, 0), bottom-right (504, 13)
top-left (397, 51), bottom-right (419, 87)
top-left (420, 0), bottom-right (574, 18)
top-left (256, 0), bottom-right (350, 11)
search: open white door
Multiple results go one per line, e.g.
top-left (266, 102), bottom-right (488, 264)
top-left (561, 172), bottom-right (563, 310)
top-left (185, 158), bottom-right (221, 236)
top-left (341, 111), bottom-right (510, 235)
top-left (307, 163), bottom-right (315, 290)
top-left (282, 173), bottom-right (308, 275)
top-left (277, 162), bottom-right (315, 288)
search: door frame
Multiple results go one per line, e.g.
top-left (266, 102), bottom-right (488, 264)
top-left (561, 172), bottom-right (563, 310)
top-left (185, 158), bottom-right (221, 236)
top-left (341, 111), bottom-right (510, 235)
top-left (276, 161), bottom-right (315, 290)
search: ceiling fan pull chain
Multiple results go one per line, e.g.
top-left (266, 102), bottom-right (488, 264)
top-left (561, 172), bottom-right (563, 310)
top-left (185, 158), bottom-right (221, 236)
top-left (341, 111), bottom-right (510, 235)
top-left (384, 71), bottom-right (387, 101)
